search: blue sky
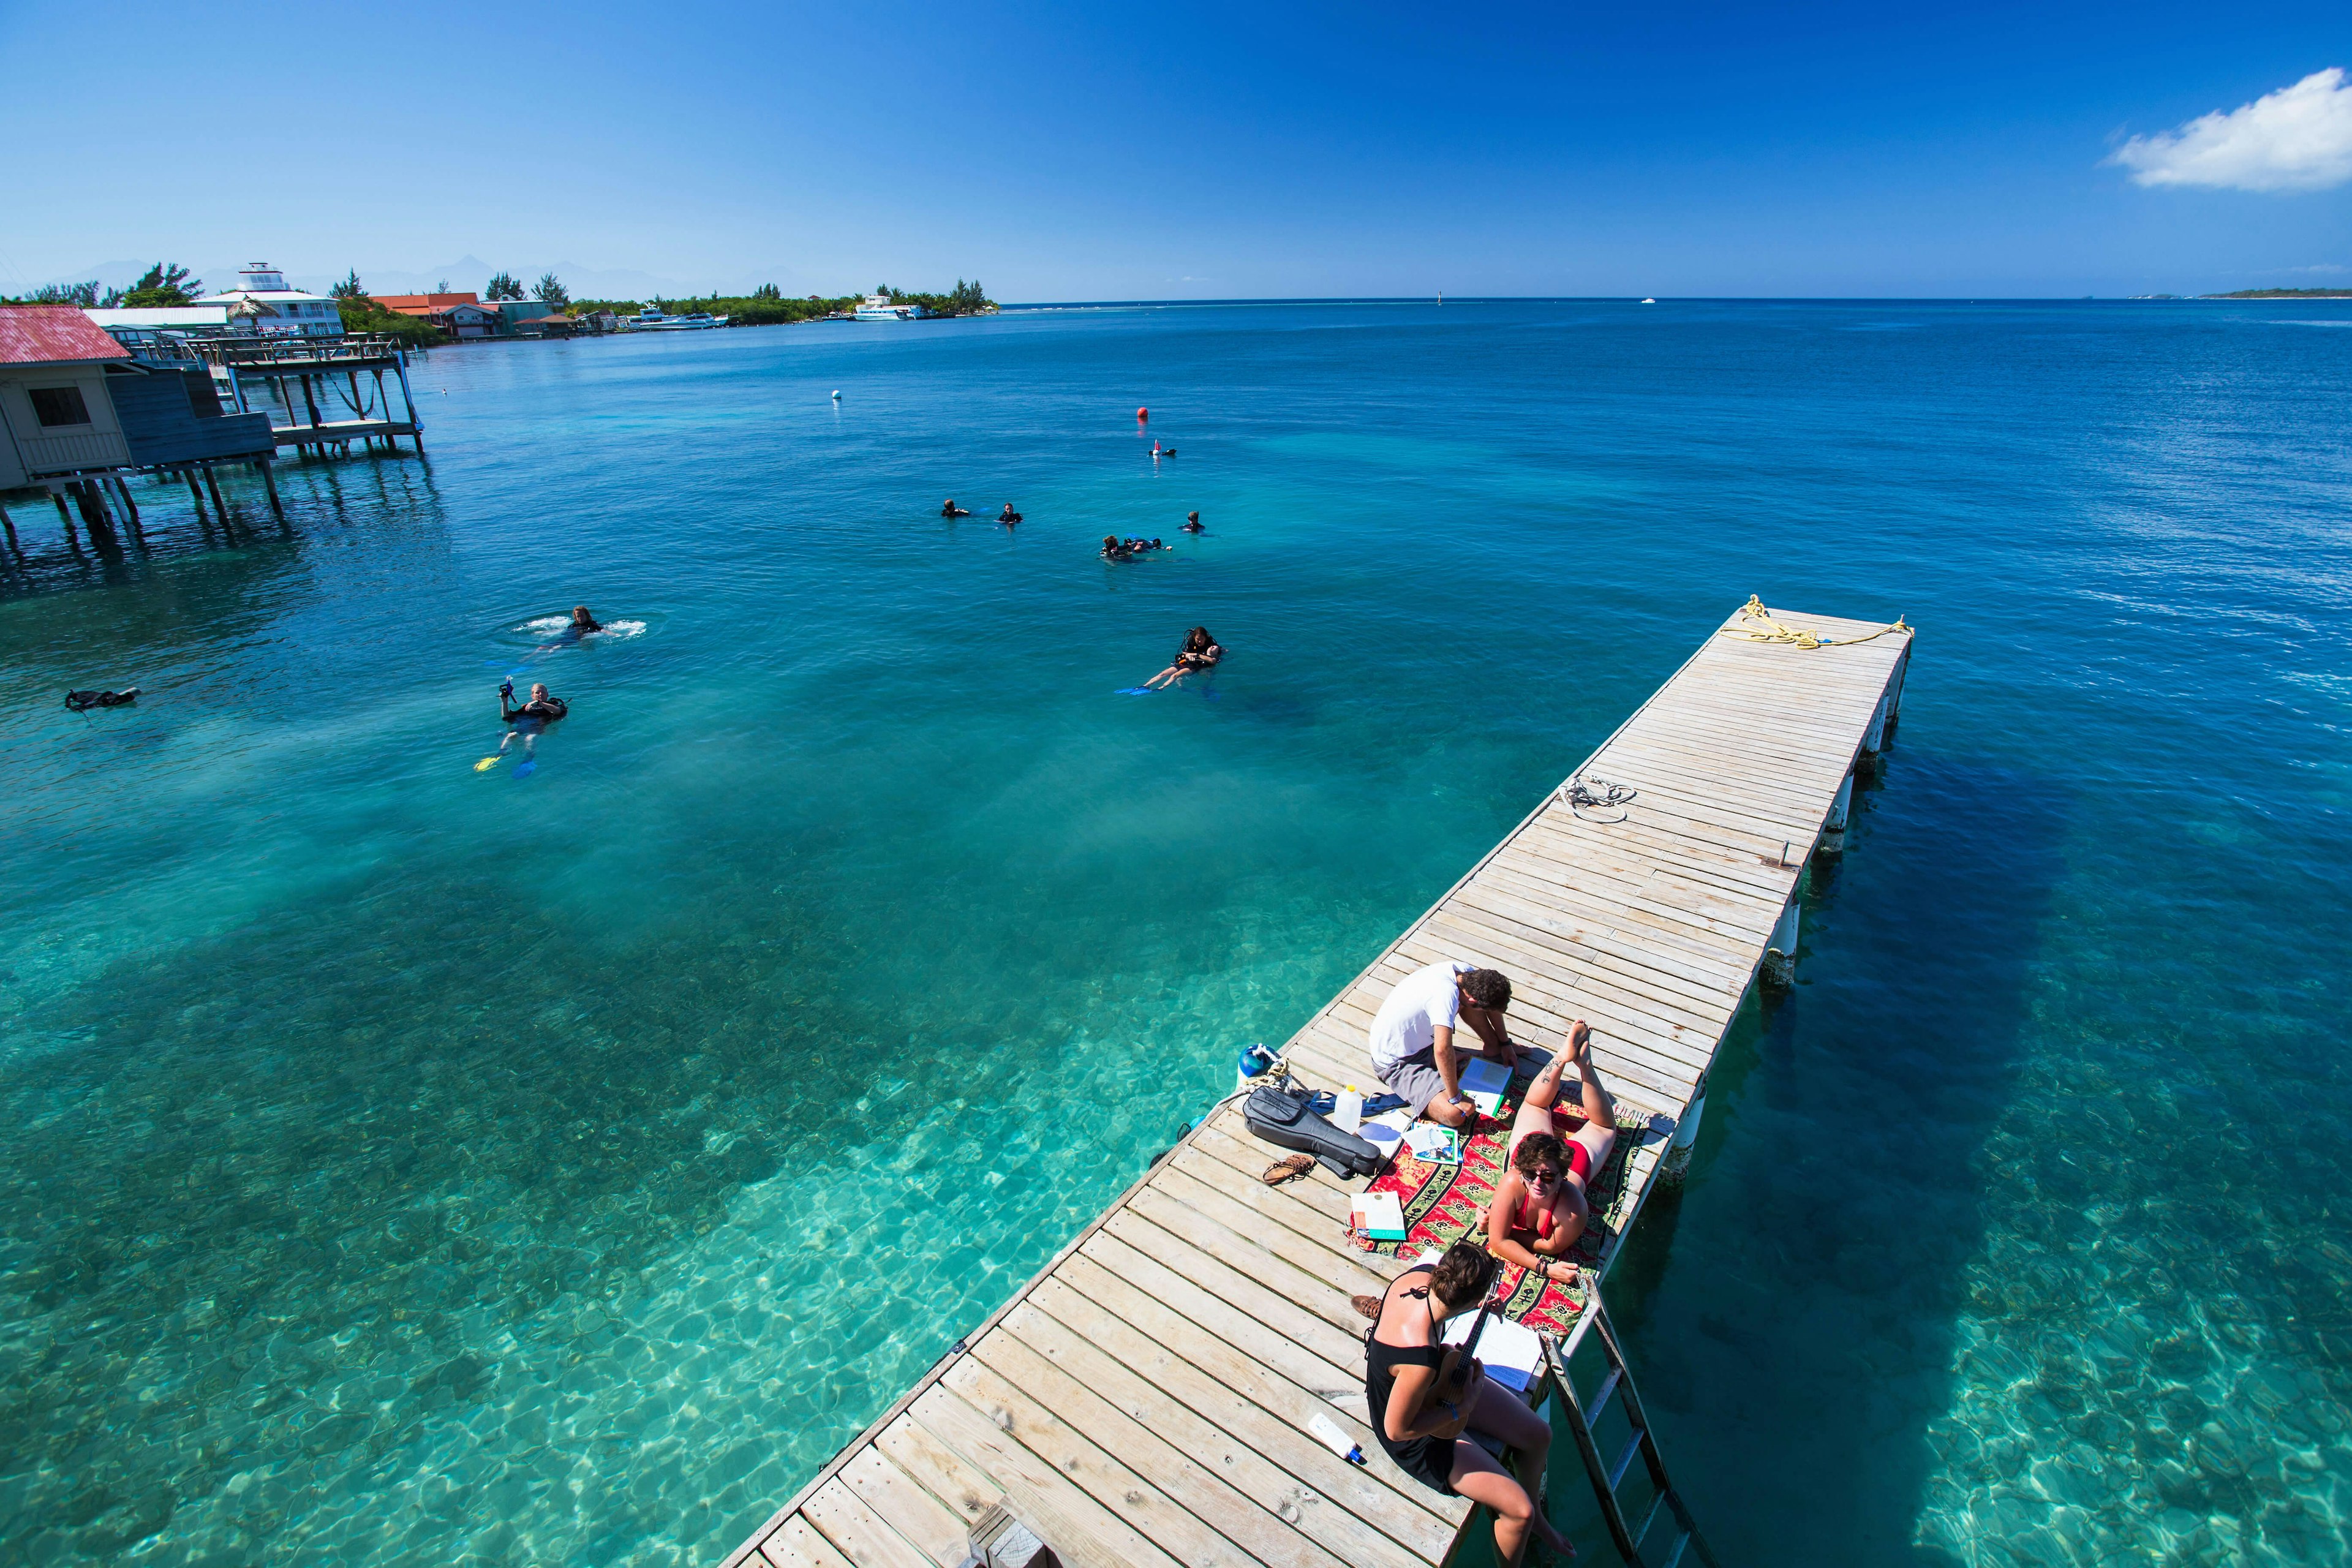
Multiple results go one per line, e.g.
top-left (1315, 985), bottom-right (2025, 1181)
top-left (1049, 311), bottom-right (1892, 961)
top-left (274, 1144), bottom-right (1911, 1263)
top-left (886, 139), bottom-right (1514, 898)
top-left (2, 0), bottom-right (2346, 299)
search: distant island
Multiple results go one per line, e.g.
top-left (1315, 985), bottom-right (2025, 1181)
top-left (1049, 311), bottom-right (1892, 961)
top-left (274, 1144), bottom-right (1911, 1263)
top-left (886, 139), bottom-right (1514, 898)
top-left (2201, 288), bottom-right (2352, 300)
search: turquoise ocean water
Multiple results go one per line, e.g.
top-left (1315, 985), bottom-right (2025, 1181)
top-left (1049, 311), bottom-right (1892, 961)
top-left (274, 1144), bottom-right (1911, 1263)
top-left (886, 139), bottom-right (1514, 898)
top-left (2, 300), bottom-right (2347, 1567)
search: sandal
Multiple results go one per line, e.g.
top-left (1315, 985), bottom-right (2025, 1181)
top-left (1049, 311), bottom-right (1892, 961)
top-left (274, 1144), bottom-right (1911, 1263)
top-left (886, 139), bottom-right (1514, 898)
top-left (1350, 1294), bottom-right (1382, 1322)
top-left (1261, 1154), bottom-right (1314, 1186)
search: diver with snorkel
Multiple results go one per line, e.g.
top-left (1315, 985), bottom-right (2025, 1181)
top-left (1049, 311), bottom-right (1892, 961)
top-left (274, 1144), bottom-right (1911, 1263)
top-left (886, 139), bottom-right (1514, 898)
top-left (477, 679), bottom-right (569, 772)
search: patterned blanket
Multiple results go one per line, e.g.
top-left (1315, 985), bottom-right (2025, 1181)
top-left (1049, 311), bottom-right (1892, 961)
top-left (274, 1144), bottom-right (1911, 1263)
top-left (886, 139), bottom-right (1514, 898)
top-left (1344, 1101), bottom-right (1646, 1336)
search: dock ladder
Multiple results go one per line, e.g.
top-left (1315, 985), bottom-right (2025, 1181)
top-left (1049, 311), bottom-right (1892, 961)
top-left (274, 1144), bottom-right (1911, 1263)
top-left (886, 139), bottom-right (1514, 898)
top-left (1543, 1298), bottom-right (1721, 1567)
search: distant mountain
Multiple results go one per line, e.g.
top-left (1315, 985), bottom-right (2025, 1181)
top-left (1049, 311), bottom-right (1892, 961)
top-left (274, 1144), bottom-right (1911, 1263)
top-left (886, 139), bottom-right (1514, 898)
top-left (2201, 288), bottom-right (2352, 299)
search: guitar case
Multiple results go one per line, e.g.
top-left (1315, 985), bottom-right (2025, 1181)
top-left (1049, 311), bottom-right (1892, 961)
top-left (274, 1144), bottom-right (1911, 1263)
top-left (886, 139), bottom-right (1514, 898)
top-left (1243, 1081), bottom-right (1384, 1178)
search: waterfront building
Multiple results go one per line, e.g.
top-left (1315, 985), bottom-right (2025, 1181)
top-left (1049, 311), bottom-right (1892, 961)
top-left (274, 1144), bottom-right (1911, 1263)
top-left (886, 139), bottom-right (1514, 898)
top-left (376, 292), bottom-right (499, 339)
top-left (0, 304), bottom-right (282, 546)
top-left (198, 262), bottom-right (345, 339)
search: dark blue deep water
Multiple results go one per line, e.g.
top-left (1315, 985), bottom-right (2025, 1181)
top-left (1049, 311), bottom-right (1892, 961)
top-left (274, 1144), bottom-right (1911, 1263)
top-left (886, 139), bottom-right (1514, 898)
top-left (2, 300), bottom-right (2348, 1567)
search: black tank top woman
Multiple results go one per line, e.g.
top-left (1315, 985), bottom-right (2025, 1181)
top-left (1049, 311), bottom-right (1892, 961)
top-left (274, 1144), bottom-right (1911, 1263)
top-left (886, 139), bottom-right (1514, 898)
top-left (1363, 1265), bottom-right (1460, 1495)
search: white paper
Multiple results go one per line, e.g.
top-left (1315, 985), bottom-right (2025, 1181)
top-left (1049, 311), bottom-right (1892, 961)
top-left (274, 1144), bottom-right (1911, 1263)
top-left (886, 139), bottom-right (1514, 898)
top-left (1440, 1308), bottom-right (1545, 1393)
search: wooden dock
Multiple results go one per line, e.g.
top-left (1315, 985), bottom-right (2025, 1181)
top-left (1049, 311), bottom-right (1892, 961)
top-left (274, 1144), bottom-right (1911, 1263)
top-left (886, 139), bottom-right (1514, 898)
top-left (723, 600), bottom-right (1913, 1568)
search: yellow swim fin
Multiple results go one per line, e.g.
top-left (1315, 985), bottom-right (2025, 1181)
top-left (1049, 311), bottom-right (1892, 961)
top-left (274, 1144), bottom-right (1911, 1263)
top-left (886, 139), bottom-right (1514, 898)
top-left (474, 756), bottom-right (501, 772)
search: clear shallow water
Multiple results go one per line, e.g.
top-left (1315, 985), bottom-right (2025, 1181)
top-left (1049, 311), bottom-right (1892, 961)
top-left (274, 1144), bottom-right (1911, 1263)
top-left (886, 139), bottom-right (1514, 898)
top-left (1, 300), bottom-right (2347, 1568)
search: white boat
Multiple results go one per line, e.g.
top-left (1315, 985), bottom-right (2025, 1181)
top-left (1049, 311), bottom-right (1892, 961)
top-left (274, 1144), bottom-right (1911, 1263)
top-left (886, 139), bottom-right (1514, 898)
top-left (854, 295), bottom-right (930, 321)
top-left (625, 307), bottom-right (727, 331)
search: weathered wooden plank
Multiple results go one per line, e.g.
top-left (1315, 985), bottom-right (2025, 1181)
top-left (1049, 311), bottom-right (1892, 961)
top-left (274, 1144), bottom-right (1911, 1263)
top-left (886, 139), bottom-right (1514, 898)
top-left (839, 1448), bottom-right (972, 1567)
top-left (910, 1385), bottom-right (1187, 1568)
top-left (944, 1351), bottom-right (1272, 1567)
top-left (977, 1315), bottom-right (1354, 1568)
top-left (873, 1412), bottom-right (1003, 1532)
top-left (1020, 1280), bottom-right (1453, 1564)
top-left (1086, 1221), bottom-right (1370, 1393)
top-left (1051, 1251), bottom-right (1462, 1538)
top-left (803, 1476), bottom-right (940, 1568)
top-left (767, 1514), bottom-right (856, 1568)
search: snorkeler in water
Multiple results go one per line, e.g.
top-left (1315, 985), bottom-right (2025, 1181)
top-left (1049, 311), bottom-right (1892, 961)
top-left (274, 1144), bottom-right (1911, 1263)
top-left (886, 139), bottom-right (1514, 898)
top-left (477, 680), bottom-right (569, 771)
top-left (941, 499), bottom-right (971, 518)
top-left (537, 605), bottom-right (603, 649)
top-left (1182, 511), bottom-right (1204, 533)
top-left (1144, 626), bottom-right (1222, 688)
top-left (1102, 534), bottom-right (1132, 560)
top-left (998, 503), bottom-right (1023, 524)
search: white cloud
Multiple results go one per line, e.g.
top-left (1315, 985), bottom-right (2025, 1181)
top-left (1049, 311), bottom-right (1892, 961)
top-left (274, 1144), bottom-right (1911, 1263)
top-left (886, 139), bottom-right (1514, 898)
top-left (2111, 67), bottom-right (2352, 192)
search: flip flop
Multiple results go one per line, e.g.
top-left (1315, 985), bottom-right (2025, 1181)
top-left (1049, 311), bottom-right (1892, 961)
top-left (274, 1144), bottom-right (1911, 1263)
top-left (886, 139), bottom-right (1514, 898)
top-left (1260, 1154), bottom-right (1314, 1186)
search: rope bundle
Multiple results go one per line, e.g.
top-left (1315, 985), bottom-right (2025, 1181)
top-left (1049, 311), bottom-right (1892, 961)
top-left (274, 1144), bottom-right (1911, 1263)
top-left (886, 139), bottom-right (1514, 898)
top-left (1731, 594), bottom-right (1909, 649)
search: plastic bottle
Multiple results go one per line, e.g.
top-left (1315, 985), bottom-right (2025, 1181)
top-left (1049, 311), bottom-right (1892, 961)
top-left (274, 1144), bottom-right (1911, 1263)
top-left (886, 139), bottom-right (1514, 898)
top-left (1332, 1085), bottom-right (1364, 1134)
top-left (1307, 1413), bottom-right (1366, 1466)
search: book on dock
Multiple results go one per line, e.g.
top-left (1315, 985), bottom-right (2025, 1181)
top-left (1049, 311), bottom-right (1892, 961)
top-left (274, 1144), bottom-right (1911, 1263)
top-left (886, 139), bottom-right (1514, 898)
top-left (1350, 1190), bottom-right (1408, 1242)
top-left (1458, 1057), bottom-right (1511, 1117)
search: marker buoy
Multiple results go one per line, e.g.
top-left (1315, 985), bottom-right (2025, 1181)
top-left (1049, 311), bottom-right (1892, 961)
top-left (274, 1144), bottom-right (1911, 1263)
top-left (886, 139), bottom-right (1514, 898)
top-left (831, 390), bottom-right (842, 399)
top-left (1136, 407), bottom-right (1148, 421)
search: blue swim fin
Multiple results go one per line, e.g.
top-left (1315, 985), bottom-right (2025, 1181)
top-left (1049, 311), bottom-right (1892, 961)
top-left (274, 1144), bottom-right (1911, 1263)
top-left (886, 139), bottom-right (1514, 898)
top-left (1116, 687), bottom-right (1156, 696)
top-left (514, 760), bottom-right (537, 778)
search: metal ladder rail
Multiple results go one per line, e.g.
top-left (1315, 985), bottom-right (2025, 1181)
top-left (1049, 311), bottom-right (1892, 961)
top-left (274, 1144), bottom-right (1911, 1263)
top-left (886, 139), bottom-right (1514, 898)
top-left (1544, 1298), bottom-right (1721, 1568)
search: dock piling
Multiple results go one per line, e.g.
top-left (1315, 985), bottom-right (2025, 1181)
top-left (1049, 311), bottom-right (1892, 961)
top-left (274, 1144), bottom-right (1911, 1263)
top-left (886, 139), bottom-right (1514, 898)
top-left (258, 459), bottom-right (285, 521)
top-left (0, 499), bottom-right (18, 557)
top-left (1762, 896), bottom-right (1801, 988)
top-left (1819, 771), bottom-right (1855, 855)
top-left (1656, 1069), bottom-right (1708, 1187)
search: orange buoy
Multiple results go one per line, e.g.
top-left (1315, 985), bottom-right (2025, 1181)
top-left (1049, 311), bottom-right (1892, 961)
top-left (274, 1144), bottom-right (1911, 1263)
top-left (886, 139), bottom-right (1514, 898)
top-left (1136, 407), bottom-right (1148, 421)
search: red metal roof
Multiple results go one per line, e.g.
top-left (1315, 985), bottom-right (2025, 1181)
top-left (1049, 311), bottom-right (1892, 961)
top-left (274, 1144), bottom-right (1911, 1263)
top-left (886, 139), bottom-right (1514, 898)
top-left (0, 306), bottom-right (132, 366)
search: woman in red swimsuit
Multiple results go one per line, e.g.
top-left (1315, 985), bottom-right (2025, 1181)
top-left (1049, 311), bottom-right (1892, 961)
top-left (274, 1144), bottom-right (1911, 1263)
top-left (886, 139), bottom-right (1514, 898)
top-left (1486, 1020), bottom-right (1616, 1287)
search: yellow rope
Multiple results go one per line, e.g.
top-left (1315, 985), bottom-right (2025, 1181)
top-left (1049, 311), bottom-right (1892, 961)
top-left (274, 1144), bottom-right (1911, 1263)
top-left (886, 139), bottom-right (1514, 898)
top-left (1730, 594), bottom-right (1909, 648)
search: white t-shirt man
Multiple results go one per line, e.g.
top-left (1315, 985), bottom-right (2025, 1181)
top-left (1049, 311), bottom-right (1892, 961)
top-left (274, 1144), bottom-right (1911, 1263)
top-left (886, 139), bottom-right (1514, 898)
top-left (1369, 960), bottom-right (1476, 1079)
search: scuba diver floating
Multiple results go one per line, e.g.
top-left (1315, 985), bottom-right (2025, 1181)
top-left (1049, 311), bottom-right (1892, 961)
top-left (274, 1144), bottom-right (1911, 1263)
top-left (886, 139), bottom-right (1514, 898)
top-left (1144, 626), bottom-right (1222, 688)
top-left (477, 680), bottom-right (568, 774)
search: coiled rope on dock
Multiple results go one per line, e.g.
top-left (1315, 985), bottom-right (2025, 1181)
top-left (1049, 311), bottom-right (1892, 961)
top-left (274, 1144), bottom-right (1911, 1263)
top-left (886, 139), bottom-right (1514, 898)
top-left (1731, 594), bottom-right (1909, 649)
top-left (1563, 775), bottom-right (1637, 823)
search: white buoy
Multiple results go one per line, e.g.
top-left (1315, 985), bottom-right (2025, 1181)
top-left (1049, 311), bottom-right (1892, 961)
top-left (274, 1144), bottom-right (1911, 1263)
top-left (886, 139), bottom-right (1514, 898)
top-left (1641, 298), bottom-right (1657, 305)
top-left (831, 390), bottom-right (841, 401)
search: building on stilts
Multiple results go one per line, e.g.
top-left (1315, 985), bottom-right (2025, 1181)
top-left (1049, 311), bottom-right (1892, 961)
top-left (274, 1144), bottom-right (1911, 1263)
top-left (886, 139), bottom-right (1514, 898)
top-left (0, 305), bottom-right (287, 558)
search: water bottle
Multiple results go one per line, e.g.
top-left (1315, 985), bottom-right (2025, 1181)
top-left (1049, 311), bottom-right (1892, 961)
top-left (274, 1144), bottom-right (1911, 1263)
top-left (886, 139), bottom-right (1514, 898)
top-left (1332, 1085), bottom-right (1364, 1134)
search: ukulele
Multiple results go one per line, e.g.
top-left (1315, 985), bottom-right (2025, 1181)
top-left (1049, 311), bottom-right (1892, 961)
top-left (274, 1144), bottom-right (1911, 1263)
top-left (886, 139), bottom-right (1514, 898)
top-left (1431, 1277), bottom-right (1509, 1414)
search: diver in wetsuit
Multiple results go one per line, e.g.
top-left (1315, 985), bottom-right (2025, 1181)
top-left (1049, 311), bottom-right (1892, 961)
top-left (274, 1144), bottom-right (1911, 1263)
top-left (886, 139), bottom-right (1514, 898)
top-left (941, 499), bottom-right (971, 518)
top-left (490, 680), bottom-right (568, 763)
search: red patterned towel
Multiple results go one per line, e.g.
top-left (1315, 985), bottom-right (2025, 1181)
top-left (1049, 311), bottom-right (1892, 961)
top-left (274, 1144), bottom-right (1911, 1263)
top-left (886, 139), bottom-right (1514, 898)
top-left (1345, 1103), bottom-right (1644, 1336)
